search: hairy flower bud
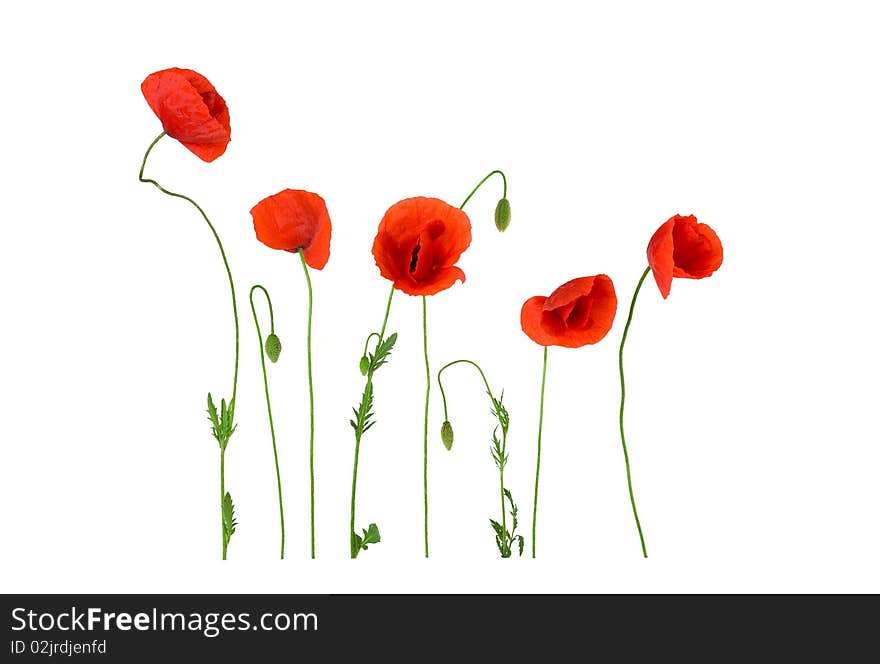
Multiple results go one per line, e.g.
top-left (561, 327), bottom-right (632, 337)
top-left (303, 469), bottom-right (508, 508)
top-left (265, 333), bottom-right (282, 363)
top-left (441, 420), bottom-right (454, 450)
top-left (494, 198), bottom-right (511, 232)
top-left (359, 355), bottom-right (370, 376)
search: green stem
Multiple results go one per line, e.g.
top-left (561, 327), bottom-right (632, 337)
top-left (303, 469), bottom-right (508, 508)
top-left (422, 295), bottom-right (430, 558)
top-left (437, 359), bottom-right (496, 418)
top-left (531, 346), bottom-right (548, 558)
top-left (220, 447), bottom-right (227, 560)
top-left (619, 266), bottom-right (651, 558)
top-left (250, 285), bottom-right (285, 559)
top-left (499, 461), bottom-right (507, 539)
top-left (140, 132), bottom-right (240, 561)
top-left (459, 169), bottom-right (507, 209)
top-left (350, 285), bottom-right (395, 558)
top-left (436, 359), bottom-right (507, 547)
top-left (298, 249), bottom-right (317, 559)
top-left (362, 332), bottom-right (380, 359)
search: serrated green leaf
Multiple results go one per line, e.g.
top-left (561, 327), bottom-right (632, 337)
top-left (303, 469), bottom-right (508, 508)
top-left (370, 332), bottom-right (398, 372)
top-left (517, 535), bottom-right (525, 557)
top-left (222, 492), bottom-right (237, 541)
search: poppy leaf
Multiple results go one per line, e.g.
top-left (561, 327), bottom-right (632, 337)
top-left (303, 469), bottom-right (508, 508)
top-left (222, 491), bottom-right (237, 543)
top-left (362, 523), bottom-right (381, 546)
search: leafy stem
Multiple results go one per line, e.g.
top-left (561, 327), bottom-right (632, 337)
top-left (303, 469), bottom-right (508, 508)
top-left (140, 132), bottom-right (241, 560)
top-left (618, 266), bottom-right (652, 558)
top-left (249, 285), bottom-right (284, 559)
top-left (349, 285), bottom-right (396, 558)
top-left (437, 359), bottom-right (522, 558)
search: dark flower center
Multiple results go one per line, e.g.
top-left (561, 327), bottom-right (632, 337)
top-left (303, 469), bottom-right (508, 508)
top-left (409, 239), bottom-right (421, 273)
top-left (200, 90), bottom-right (224, 119)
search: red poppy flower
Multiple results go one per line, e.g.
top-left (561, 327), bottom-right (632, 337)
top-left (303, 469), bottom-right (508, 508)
top-left (520, 275), bottom-right (618, 348)
top-left (647, 214), bottom-right (723, 299)
top-left (372, 197), bottom-right (472, 296)
top-left (250, 189), bottom-right (332, 269)
top-left (141, 68), bottom-right (231, 163)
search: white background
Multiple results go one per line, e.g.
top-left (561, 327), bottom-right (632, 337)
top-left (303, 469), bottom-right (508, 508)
top-left (1, 1), bottom-right (878, 593)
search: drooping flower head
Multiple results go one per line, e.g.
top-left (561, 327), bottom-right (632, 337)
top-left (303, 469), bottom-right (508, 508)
top-left (647, 214), bottom-right (723, 299)
top-left (250, 189), bottom-right (332, 269)
top-left (141, 68), bottom-right (231, 162)
top-left (521, 275), bottom-right (618, 348)
top-left (372, 197), bottom-right (472, 296)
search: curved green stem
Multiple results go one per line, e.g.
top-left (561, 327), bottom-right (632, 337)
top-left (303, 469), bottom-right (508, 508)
top-left (350, 285), bottom-right (395, 557)
top-left (531, 346), bottom-right (548, 558)
top-left (250, 285), bottom-right (284, 559)
top-left (298, 249), bottom-right (317, 559)
top-left (422, 296), bottom-right (430, 558)
top-left (619, 266), bottom-right (651, 558)
top-left (437, 359), bottom-right (496, 421)
top-left (436, 359), bottom-right (508, 545)
top-left (140, 132), bottom-right (240, 561)
top-left (362, 332), bottom-right (381, 359)
top-left (459, 169), bottom-right (507, 210)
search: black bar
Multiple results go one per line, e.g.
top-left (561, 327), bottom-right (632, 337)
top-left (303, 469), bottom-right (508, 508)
top-left (2, 594), bottom-right (876, 660)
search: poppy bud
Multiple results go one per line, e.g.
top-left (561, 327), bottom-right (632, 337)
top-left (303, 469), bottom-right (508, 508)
top-left (441, 420), bottom-right (454, 450)
top-left (359, 355), bottom-right (370, 376)
top-left (494, 198), bottom-right (511, 232)
top-left (265, 333), bottom-right (282, 363)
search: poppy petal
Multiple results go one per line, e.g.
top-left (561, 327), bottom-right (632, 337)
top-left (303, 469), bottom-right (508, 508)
top-left (520, 275), bottom-right (618, 348)
top-left (372, 196), bottom-right (471, 296)
top-left (671, 217), bottom-right (723, 279)
top-left (648, 215), bottom-right (723, 298)
top-left (303, 211), bottom-right (331, 270)
top-left (647, 218), bottom-right (676, 299)
top-left (141, 68), bottom-right (231, 163)
top-left (396, 266), bottom-right (466, 296)
top-left (520, 296), bottom-right (556, 346)
top-left (251, 189), bottom-right (332, 269)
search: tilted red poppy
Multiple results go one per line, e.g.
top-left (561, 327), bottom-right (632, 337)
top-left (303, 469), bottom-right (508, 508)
top-left (372, 197), bottom-right (472, 296)
top-left (520, 275), bottom-right (618, 348)
top-left (250, 189), bottom-right (332, 269)
top-left (647, 214), bottom-right (723, 299)
top-left (141, 68), bottom-right (231, 163)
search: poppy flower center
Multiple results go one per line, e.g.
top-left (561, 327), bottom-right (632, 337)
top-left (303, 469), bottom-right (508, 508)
top-left (672, 222), bottom-right (716, 275)
top-left (200, 90), bottom-right (224, 119)
top-left (407, 220), bottom-right (446, 281)
top-left (409, 240), bottom-right (422, 273)
top-left (565, 296), bottom-right (594, 329)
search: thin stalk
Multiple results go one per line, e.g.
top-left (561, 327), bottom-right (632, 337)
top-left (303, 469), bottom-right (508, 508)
top-left (422, 296), bottom-right (430, 558)
top-left (249, 285), bottom-right (284, 559)
top-left (618, 266), bottom-right (652, 558)
top-left (298, 249), bottom-right (316, 559)
top-left (140, 132), bottom-right (240, 561)
top-left (531, 347), bottom-right (548, 558)
top-left (220, 448), bottom-right (227, 560)
top-left (459, 169), bottom-right (507, 209)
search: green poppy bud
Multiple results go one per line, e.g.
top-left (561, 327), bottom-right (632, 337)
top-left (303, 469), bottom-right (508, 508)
top-left (494, 198), bottom-right (511, 232)
top-left (359, 355), bottom-right (370, 376)
top-left (265, 333), bottom-right (282, 363)
top-left (441, 420), bottom-right (454, 450)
